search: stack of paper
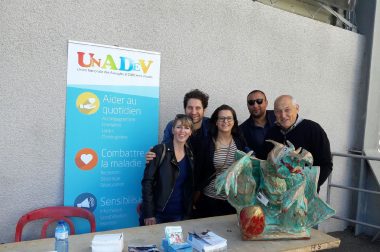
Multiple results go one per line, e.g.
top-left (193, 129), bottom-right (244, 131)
top-left (162, 226), bottom-right (192, 252)
top-left (91, 233), bottom-right (124, 252)
top-left (127, 244), bottom-right (159, 251)
top-left (187, 231), bottom-right (227, 252)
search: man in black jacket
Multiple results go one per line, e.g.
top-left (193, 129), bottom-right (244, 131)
top-left (264, 95), bottom-right (333, 192)
top-left (239, 90), bottom-right (276, 159)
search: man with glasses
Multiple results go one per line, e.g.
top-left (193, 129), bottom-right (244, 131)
top-left (264, 95), bottom-right (332, 192)
top-left (239, 90), bottom-right (276, 159)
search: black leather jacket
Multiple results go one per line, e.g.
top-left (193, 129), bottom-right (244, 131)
top-left (141, 141), bottom-right (194, 219)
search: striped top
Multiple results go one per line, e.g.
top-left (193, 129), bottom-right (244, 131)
top-left (203, 140), bottom-right (237, 200)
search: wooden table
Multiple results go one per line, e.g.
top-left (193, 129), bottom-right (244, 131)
top-left (0, 215), bottom-right (340, 252)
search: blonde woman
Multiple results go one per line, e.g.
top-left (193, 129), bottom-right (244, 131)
top-left (141, 115), bottom-right (194, 225)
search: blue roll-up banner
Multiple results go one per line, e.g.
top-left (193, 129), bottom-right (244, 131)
top-left (64, 41), bottom-right (160, 232)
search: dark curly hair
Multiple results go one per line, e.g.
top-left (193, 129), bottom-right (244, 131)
top-left (183, 89), bottom-right (209, 109)
top-left (209, 104), bottom-right (240, 138)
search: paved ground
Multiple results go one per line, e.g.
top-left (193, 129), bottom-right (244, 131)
top-left (326, 227), bottom-right (380, 251)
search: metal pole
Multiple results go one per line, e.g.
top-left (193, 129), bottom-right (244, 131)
top-left (355, 157), bottom-right (366, 235)
top-left (326, 157), bottom-right (333, 205)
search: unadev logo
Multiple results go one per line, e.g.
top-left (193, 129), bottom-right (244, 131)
top-left (77, 52), bottom-right (153, 74)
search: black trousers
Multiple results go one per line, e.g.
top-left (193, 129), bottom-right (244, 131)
top-left (195, 193), bottom-right (236, 219)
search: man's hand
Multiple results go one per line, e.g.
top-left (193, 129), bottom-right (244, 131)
top-left (145, 147), bottom-right (156, 164)
top-left (144, 217), bottom-right (156, 225)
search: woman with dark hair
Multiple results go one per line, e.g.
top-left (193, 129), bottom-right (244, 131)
top-left (194, 104), bottom-right (248, 218)
top-left (141, 114), bottom-right (195, 225)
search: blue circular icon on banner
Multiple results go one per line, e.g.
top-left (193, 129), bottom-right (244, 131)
top-left (74, 193), bottom-right (97, 212)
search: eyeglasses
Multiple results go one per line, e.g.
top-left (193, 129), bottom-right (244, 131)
top-left (247, 99), bottom-right (264, 106)
top-left (217, 116), bottom-right (234, 122)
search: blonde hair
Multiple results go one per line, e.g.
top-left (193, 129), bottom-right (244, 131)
top-left (172, 114), bottom-right (193, 131)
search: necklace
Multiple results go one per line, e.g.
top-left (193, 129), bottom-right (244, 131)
top-left (216, 137), bottom-right (232, 148)
top-left (214, 137), bottom-right (233, 170)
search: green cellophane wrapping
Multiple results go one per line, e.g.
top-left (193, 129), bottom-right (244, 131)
top-left (214, 141), bottom-right (336, 239)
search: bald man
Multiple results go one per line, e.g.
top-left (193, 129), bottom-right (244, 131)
top-left (264, 95), bottom-right (333, 192)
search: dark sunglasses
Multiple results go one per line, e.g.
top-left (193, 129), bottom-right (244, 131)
top-left (247, 99), bottom-right (264, 106)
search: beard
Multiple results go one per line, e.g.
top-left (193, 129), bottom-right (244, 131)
top-left (191, 116), bottom-right (202, 124)
top-left (251, 110), bottom-right (265, 119)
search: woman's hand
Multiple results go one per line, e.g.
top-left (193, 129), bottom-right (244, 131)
top-left (144, 217), bottom-right (157, 225)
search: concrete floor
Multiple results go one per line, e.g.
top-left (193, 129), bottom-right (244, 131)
top-left (326, 227), bottom-right (380, 252)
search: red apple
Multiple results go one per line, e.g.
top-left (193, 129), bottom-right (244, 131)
top-left (240, 206), bottom-right (265, 239)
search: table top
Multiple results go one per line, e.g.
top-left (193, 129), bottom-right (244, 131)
top-left (0, 215), bottom-right (340, 252)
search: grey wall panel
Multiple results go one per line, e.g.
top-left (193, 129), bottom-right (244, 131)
top-left (0, 0), bottom-right (365, 242)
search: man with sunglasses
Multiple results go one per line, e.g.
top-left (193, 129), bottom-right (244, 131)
top-left (239, 90), bottom-right (276, 159)
top-left (264, 95), bottom-right (332, 192)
